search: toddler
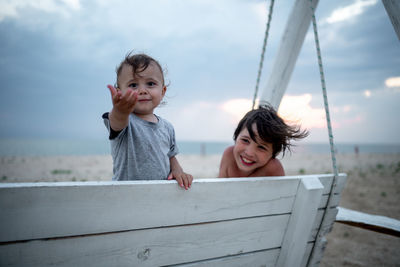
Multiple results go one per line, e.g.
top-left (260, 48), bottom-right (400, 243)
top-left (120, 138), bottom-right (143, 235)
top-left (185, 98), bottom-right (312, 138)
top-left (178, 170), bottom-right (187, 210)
top-left (103, 52), bottom-right (192, 189)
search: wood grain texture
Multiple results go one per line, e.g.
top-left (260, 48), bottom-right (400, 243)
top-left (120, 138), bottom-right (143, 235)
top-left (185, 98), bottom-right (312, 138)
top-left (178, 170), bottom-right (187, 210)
top-left (0, 174), bottom-right (345, 267)
top-left (382, 0), bottom-right (400, 40)
top-left (336, 207), bottom-right (400, 237)
top-left (276, 177), bottom-right (323, 266)
top-left (0, 177), bottom-right (299, 242)
top-left (306, 173), bottom-right (348, 266)
top-left (0, 214), bottom-right (288, 266)
top-left (171, 249), bottom-right (280, 267)
top-left (259, 0), bottom-right (320, 108)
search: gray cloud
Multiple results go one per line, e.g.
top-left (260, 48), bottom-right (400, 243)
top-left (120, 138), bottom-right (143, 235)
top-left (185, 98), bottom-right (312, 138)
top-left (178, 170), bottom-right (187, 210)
top-left (0, 0), bottom-right (399, 143)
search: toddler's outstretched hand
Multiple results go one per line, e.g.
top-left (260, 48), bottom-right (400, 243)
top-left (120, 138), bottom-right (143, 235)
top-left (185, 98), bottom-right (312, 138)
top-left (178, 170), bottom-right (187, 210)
top-left (107, 84), bottom-right (137, 115)
top-left (168, 171), bottom-right (193, 190)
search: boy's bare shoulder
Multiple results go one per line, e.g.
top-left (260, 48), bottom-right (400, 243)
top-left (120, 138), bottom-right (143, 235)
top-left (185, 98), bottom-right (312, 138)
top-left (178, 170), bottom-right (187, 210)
top-left (219, 146), bottom-right (235, 178)
top-left (222, 145), bottom-right (234, 156)
top-left (267, 158), bottom-right (285, 176)
top-left (252, 158), bottom-right (285, 177)
top-left (221, 146), bottom-right (235, 164)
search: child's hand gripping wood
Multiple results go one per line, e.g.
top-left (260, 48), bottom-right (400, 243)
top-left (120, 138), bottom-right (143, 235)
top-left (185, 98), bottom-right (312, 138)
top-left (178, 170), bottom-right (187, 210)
top-left (168, 156), bottom-right (193, 190)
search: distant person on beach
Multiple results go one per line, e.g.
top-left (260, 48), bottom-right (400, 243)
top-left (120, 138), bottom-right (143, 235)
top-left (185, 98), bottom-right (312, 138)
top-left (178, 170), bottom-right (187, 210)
top-left (219, 105), bottom-right (308, 178)
top-left (102, 52), bottom-right (192, 189)
top-left (354, 145), bottom-right (359, 157)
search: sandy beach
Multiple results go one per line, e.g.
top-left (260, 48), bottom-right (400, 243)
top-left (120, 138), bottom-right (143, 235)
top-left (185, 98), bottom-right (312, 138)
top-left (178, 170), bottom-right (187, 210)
top-left (1, 152), bottom-right (399, 266)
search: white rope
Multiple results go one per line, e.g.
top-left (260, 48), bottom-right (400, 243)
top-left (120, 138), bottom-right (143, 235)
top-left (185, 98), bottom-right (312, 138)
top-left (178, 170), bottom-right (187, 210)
top-left (309, 1), bottom-right (338, 177)
top-left (308, 1), bottom-right (340, 264)
top-left (252, 0), bottom-right (275, 110)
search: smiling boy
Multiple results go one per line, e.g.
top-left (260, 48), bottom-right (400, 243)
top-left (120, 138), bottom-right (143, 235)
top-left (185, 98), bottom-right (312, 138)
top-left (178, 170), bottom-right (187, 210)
top-left (218, 105), bottom-right (308, 178)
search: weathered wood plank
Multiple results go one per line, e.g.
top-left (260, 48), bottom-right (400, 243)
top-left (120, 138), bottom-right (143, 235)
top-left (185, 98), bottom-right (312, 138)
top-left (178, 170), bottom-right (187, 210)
top-left (319, 193), bottom-right (342, 209)
top-left (306, 237), bottom-right (327, 267)
top-left (0, 177), bottom-right (299, 243)
top-left (259, 0), bottom-right (320, 109)
top-left (292, 174), bottom-right (346, 209)
top-left (0, 215), bottom-right (288, 267)
top-left (382, 0), bottom-right (400, 40)
top-left (0, 174), bottom-right (346, 267)
top-left (309, 208), bottom-right (338, 242)
top-left (336, 207), bottom-right (400, 237)
top-left (308, 173), bottom-right (347, 195)
top-left (276, 177), bottom-right (323, 266)
top-left (285, 174), bottom-right (346, 196)
top-left (306, 174), bottom-right (347, 266)
top-left (301, 243), bottom-right (314, 267)
top-left (168, 249), bottom-right (280, 267)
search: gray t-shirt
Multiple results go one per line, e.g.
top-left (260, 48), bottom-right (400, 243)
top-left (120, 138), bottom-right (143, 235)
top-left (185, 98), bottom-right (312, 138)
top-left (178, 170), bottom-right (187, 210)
top-left (103, 113), bottom-right (178, 181)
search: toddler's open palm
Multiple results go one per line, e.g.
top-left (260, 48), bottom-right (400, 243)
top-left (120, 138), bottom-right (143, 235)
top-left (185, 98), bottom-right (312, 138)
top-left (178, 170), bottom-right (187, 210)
top-left (108, 85), bottom-right (137, 115)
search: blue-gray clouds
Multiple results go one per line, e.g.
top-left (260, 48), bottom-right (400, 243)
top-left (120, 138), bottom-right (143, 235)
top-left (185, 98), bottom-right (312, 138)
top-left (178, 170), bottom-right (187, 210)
top-left (0, 0), bottom-right (399, 143)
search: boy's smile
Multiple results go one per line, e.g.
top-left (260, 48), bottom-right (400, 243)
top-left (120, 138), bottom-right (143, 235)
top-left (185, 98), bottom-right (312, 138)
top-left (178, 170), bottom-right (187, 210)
top-left (233, 124), bottom-right (273, 176)
top-left (240, 155), bottom-right (255, 165)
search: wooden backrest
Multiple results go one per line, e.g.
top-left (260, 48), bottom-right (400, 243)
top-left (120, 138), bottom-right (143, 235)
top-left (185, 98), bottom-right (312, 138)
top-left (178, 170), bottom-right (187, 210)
top-left (303, 173), bottom-right (347, 266)
top-left (0, 174), bottom-right (346, 267)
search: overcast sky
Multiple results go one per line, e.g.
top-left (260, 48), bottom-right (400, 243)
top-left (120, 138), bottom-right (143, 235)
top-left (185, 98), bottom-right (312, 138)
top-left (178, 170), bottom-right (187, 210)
top-left (0, 0), bottom-right (399, 144)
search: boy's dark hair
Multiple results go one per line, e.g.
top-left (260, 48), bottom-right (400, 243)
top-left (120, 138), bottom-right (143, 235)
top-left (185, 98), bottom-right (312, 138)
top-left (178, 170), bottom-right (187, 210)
top-left (115, 52), bottom-right (165, 88)
top-left (233, 105), bottom-right (309, 158)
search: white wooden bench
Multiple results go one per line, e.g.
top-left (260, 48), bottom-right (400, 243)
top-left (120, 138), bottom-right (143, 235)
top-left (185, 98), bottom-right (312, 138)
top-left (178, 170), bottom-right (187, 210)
top-left (0, 174), bottom-right (347, 267)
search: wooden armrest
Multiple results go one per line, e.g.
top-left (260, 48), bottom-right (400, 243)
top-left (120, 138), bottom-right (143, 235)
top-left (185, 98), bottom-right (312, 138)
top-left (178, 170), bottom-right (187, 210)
top-left (336, 207), bottom-right (400, 237)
